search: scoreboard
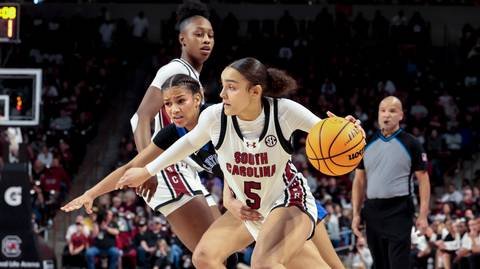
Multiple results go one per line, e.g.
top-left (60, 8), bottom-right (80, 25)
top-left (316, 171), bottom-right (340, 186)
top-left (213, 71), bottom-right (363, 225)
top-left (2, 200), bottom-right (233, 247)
top-left (0, 3), bottom-right (20, 43)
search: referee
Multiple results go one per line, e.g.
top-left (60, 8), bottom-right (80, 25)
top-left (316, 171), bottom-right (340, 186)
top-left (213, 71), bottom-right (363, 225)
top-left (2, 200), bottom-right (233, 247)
top-left (351, 96), bottom-right (430, 269)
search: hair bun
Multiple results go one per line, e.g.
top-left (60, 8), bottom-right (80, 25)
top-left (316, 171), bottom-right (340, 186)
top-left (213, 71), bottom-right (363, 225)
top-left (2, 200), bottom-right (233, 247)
top-left (266, 68), bottom-right (297, 97)
top-left (177, 0), bottom-right (209, 24)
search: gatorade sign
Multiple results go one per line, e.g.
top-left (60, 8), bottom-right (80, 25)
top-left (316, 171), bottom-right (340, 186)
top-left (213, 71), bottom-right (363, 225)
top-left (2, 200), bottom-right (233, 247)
top-left (4, 187), bottom-right (21, 207)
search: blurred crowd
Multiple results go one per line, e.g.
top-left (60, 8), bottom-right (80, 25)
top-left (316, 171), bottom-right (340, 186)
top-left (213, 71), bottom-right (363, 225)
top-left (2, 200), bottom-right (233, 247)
top-left (1, 3), bottom-right (479, 269)
top-left (32, 0), bottom-right (480, 6)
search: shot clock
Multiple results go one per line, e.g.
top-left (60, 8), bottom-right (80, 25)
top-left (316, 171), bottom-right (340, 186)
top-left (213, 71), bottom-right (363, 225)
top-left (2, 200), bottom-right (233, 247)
top-left (0, 3), bottom-right (20, 43)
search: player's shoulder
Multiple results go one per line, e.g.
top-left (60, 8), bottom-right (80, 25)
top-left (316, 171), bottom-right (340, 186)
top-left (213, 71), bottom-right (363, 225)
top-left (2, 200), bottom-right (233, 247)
top-left (397, 129), bottom-right (423, 149)
top-left (157, 59), bottom-right (191, 75)
top-left (274, 97), bottom-right (304, 111)
top-left (200, 103), bottom-right (223, 118)
top-left (275, 97), bottom-right (297, 106)
top-left (397, 129), bottom-right (419, 144)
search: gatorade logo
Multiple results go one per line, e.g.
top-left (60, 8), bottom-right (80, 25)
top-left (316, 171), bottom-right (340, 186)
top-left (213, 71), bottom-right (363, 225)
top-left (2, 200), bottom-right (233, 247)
top-left (4, 186), bottom-right (22, 206)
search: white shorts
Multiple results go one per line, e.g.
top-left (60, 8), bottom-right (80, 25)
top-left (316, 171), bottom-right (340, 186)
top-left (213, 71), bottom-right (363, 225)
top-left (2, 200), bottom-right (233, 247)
top-left (243, 175), bottom-right (318, 240)
top-left (143, 162), bottom-right (216, 216)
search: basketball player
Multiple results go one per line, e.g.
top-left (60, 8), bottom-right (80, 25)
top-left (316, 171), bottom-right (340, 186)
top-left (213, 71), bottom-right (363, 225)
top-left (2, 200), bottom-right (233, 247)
top-left (131, 0), bottom-right (216, 208)
top-left (116, 57), bottom-right (364, 268)
top-left (61, 75), bottom-right (218, 253)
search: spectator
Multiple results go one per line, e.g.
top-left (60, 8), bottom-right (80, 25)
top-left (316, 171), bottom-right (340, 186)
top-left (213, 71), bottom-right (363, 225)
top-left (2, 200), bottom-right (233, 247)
top-left (412, 127), bottom-right (426, 146)
top-left (325, 203), bottom-right (341, 247)
top-left (85, 210), bottom-right (121, 269)
top-left (410, 100), bottom-right (429, 120)
top-left (434, 219), bottom-right (460, 269)
top-left (320, 78), bottom-right (337, 96)
top-left (99, 17), bottom-right (115, 48)
top-left (350, 237), bottom-right (373, 269)
top-left (441, 184), bottom-right (463, 205)
top-left (50, 109), bottom-right (73, 131)
top-left (132, 11), bottom-right (149, 40)
top-left (134, 218), bottom-right (156, 269)
top-left (391, 10), bottom-right (408, 42)
top-left (65, 215), bottom-right (90, 242)
top-left (152, 239), bottom-right (172, 269)
top-left (63, 219), bottom-right (89, 268)
top-left (454, 219), bottom-right (472, 268)
top-left (37, 145), bottom-right (53, 168)
top-left (469, 219), bottom-right (480, 268)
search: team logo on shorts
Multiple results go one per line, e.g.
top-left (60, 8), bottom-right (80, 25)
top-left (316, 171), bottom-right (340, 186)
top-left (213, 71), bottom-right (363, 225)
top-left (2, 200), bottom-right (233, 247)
top-left (2, 235), bottom-right (22, 258)
top-left (265, 135), bottom-right (277, 147)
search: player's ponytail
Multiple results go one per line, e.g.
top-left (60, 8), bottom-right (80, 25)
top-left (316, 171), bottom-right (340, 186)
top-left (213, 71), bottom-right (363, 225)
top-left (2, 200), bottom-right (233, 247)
top-left (228, 57), bottom-right (297, 98)
top-left (265, 68), bottom-right (297, 97)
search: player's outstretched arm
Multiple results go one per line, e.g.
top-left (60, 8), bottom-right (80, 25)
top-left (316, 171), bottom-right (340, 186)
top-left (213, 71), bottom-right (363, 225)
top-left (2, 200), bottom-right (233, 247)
top-left (61, 143), bottom-right (164, 213)
top-left (116, 106), bottom-right (214, 189)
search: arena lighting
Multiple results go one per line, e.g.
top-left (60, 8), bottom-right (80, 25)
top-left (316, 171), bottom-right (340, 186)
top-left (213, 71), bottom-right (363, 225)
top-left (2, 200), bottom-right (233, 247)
top-left (16, 96), bottom-right (23, 111)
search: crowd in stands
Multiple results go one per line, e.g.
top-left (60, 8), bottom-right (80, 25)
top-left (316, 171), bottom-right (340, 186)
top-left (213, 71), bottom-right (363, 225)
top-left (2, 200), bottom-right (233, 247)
top-left (1, 3), bottom-right (479, 269)
top-left (1, 5), bottom-right (127, 239)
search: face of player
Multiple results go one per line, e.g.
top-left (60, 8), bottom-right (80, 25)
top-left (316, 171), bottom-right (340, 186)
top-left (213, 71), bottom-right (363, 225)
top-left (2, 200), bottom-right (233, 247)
top-left (219, 67), bottom-right (261, 120)
top-left (378, 99), bottom-right (403, 136)
top-left (180, 16), bottom-right (214, 65)
top-left (163, 86), bottom-right (202, 131)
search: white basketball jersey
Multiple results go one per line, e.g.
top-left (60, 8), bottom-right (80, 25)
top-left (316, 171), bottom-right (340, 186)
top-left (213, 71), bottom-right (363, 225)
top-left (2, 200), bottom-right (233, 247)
top-left (150, 58), bottom-right (202, 136)
top-left (215, 98), bottom-right (310, 216)
top-left (150, 58), bottom-right (204, 172)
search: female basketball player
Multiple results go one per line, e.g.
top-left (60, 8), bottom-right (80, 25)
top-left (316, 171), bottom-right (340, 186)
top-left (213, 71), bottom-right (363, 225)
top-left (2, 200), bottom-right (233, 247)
top-left (116, 57), bottom-right (363, 268)
top-left (62, 75), bottom-right (221, 253)
top-left (131, 0), bottom-right (217, 210)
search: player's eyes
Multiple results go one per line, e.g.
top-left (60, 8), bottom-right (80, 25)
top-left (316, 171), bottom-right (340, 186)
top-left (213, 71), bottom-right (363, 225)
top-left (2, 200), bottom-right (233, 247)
top-left (178, 99), bottom-right (186, 104)
top-left (164, 102), bottom-right (172, 107)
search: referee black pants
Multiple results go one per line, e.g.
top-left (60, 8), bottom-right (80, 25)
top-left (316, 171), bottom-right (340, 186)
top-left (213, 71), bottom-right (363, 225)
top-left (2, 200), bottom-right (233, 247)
top-left (363, 196), bottom-right (414, 269)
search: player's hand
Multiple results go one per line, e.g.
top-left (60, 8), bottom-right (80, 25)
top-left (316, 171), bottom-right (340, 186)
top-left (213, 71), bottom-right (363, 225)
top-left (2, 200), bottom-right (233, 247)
top-left (327, 111), bottom-right (366, 141)
top-left (61, 192), bottom-right (94, 214)
top-left (136, 176), bottom-right (158, 202)
top-left (351, 214), bottom-right (363, 239)
top-left (416, 214), bottom-right (429, 235)
top-left (116, 167), bottom-right (150, 189)
top-left (224, 199), bottom-right (263, 221)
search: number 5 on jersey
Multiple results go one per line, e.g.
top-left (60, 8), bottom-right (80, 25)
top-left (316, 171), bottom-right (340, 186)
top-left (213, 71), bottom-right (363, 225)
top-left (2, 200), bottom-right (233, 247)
top-left (244, 181), bottom-right (261, 209)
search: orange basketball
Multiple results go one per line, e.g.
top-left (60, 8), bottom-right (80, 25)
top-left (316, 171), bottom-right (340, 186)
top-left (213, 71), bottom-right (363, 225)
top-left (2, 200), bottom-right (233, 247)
top-left (305, 117), bottom-right (366, 176)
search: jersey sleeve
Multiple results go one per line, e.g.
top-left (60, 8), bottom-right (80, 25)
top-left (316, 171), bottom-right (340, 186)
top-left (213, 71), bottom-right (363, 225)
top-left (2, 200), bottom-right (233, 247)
top-left (410, 137), bottom-right (428, 172)
top-left (150, 62), bottom-right (190, 89)
top-left (145, 105), bottom-right (216, 175)
top-left (152, 124), bottom-right (179, 150)
top-left (357, 133), bottom-right (377, 170)
top-left (277, 98), bottom-right (321, 138)
top-left (357, 159), bottom-right (365, 170)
